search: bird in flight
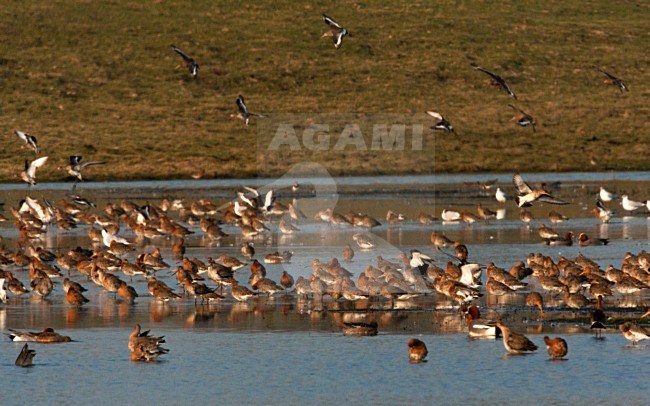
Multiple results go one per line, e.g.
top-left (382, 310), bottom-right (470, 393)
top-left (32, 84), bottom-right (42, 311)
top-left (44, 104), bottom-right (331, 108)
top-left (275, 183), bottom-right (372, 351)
top-left (508, 104), bottom-right (535, 132)
top-left (20, 156), bottom-right (48, 186)
top-left (63, 155), bottom-right (105, 182)
top-left (171, 45), bottom-right (199, 77)
top-left (235, 95), bottom-right (267, 125)
top-left (513, 173), bottom-right (568, 207)
top-left (593, 66), bottom-right (628, 92)
top-left (15, 130), bottom-right (40, 155)
top-left (321, 15), bottom-right (350, 49)
top-left (472, 64), bottom-right (517, 99)
top-left (426, 111), bottom-right (454, 132)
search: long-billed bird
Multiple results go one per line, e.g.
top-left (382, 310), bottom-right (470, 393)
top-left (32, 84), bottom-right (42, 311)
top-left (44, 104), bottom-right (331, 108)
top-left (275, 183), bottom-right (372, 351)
top-left (321, 15), bottom-right (350, 49)
top-left (426, 111), bottom-right (454, 132)
top-left (15, 130), bottom-right (40, 154)
top-left (171, 45), bottom-right (199, 77)
top-left (508, 104), bottom-right (535, 132)
top-left (513, 173), bottom-right (568, 207)
top-left (234, 95), bottom-right (267, 125)
top-left (20, 156), bottom-right (48, 186)
top-left (472, 64), bottom-right (517, 99)
top-left (593, 66), bottom-right (628, 92)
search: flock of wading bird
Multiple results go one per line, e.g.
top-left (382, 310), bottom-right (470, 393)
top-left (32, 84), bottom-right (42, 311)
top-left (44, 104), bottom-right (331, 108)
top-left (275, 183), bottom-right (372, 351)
top-left (3, 15), bottom-right (647, 365)
top-left (2, 171), bottom-right (650, 365)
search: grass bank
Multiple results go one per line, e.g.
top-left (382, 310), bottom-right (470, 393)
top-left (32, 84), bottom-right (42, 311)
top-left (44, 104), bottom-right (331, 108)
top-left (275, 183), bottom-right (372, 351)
top-left (0, 1), bottom-right (648, 182)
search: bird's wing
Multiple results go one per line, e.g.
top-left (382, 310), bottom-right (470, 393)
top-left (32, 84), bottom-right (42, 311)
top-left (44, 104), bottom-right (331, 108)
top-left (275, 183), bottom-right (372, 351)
top-left (426, 111), bottom-right (443, 121)
top-left (508, 104), bottom-right (525, 115)
top-left (263, 190), bottom-right (274, 210)
top-left (593, 66), bottom-right (618, 81)
top-left (236, 95), bottom-right (248, 115)
top-left (474, 66), bottom-right (500, 81)
top-left (15, 130), bottom-right (28, 143)
top-left (322, 14), bottom-right (342, 29)
top-left (171, 46), bottom-right (193, 63)
top-left (70, 155), bottom-right (82, 166)
top-left (28, 156), bottom-right (48, 177)
top-left (537, 195), bottom-right (569, 205)
top-left (596, 199), bottom-right (607, 211)
top-left (512, 173), bottom-right (533, 195)
top-left (237, 192), bottom-right (255, 208)
top-left (250, 112), bottom-right (267, 118)
top-left (500, 79), bottom-right (517, 99)
top-left (243, 186), bottom-right (259, 196)
top-left (79, 161), bottom-right (105, 169)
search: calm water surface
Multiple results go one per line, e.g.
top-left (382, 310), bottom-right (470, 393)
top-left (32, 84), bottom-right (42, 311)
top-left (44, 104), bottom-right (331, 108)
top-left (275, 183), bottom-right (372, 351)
top-left (1, 173), bottom-right (649, 405)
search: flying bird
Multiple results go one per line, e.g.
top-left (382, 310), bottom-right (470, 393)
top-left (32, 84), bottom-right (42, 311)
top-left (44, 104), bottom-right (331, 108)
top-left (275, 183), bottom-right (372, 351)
top-left (234, 95), bottom-right (267, 125)
top-left (472, 64), bottom-right (517, 99)
top-left (593, 66), bottom-right (628, 92)
top-left (508, 104), bottom-right (535, 132)
top-left (321, 15), bottom-right (350, 49)
top-left (513, 173), bottom-right (568, 207)
top-left (171, 45), bottom-right (199, 77)
top-left (63, 156), bottom-right (105, 182)
top-left (426, 111), bottom-right (454, 132)
top-left (20, 156), bottom-right (48, 186)
top-left (15, 130), bottom-right (40, 154)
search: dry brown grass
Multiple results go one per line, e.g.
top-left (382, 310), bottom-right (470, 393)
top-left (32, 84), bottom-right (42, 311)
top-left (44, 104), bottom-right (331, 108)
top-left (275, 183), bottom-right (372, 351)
top-left (0, 1), bottom-right (648, 183)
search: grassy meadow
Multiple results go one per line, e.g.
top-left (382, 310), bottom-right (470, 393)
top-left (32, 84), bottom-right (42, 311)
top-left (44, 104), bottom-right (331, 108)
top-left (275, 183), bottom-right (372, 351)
top-left (0, 0), bottom-right (648, 182)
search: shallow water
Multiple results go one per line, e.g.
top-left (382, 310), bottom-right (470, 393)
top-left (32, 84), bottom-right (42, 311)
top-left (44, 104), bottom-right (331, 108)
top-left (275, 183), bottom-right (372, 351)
top-left (1, 173), bottom-right (649, 405)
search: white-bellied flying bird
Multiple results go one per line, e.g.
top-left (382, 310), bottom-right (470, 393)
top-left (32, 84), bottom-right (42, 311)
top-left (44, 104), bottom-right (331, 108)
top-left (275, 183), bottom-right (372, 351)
top-left (426, 111), bottom-right (454, 132)
top-left (171, 45), bottom-right (199, 77)
top-left (508, 104), bottom-right (535, 132)
top-left (593, 66), bottom-right (628, 92)
top-left (321, 15), bottom-right (350, 49)
top-left (63, 156), bottom-right (105, 182)
top-left (20, 156), bottom-right (48, 186)
top-left (513, 173), bottom-right (568, 207)
top-left (15, 130), bottom-right (39, 154)
top-left (235, 95), bottom-right (267, 125)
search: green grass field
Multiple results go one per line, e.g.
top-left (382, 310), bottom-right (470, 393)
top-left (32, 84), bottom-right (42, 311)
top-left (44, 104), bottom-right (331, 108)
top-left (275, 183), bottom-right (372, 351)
top-left (0, 1), bottom-right (648, 182)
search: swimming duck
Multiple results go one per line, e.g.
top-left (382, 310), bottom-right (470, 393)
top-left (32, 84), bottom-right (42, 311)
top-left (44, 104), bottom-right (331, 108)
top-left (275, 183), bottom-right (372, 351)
top-left (129, 324), bottom-right (169, 362)
top-left (15, 344), bottom-right (36, 367)
top-left (7, 328), bottom-right (72, 343)
top-left (463, 305), bottom-right (499, 338)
